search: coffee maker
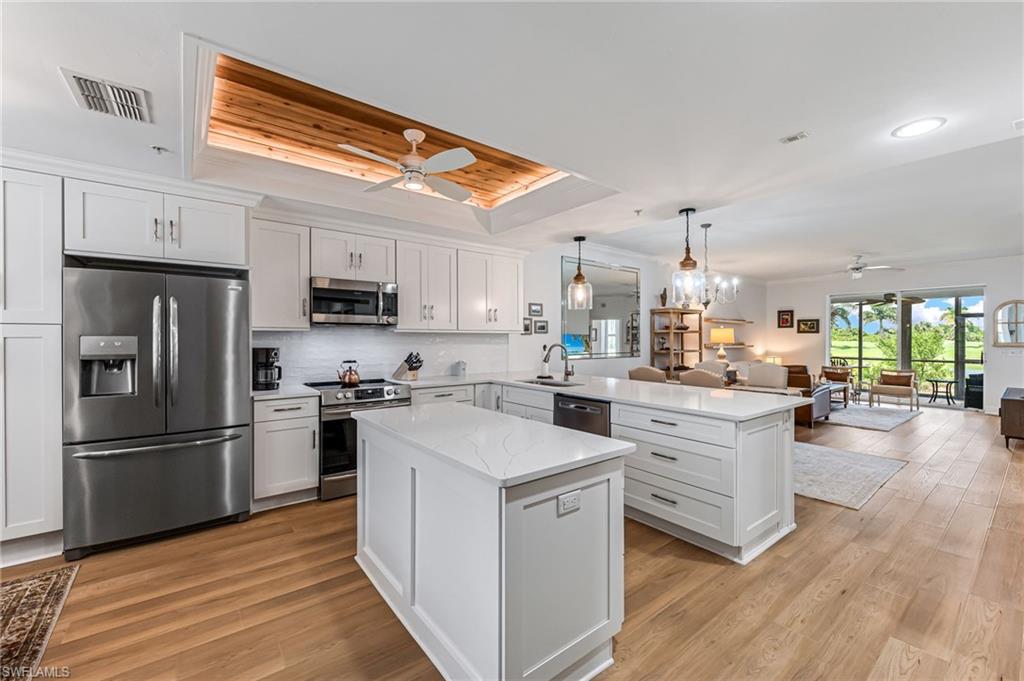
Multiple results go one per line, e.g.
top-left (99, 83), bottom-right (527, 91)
top-left (252, 347), bottom-right (282, 391)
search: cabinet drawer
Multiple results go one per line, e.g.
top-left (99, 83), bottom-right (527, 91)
top-left (526, 406), bottom-right (553, 424)
top-left (613, 424), bottom-right (735, 497)
top-left (253, 396), bottom-right (319, 423)
top-left (412, 385), bottom-right (475, 404)
top-left (611, 403), bottom-right (735, 447)
top-left (625, 467), bottom-right (736, 545)
top-left (502, 385), bottom-right (553, 411)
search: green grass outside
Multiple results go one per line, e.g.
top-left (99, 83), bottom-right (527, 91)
top-left (830, 338), bottom-right (983, 361)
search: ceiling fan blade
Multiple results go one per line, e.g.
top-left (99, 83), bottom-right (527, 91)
top-left (338, 144), bottom-right (402, 170)
top-left (863, 265), bottom-right (903, 271)
top-left (425, 175), bottom-right (472, 203)
top-left (363, 175), bottom-right (404, 193)
top-left (424, 147), bottom-right (476, 174)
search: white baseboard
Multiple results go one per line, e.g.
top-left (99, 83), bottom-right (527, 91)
top-left (1, 531), bottom-right (64, 568)
top-left (251, 487), bottom-right (318, 514)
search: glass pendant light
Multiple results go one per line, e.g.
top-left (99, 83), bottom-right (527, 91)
top-left (567, 236), bottom-right (593, 310)
top-left (671, 208), bottom-right (705, 308)
top-left (699, 222), bottom-right (739, 307)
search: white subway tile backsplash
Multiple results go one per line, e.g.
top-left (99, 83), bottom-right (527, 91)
top-left (253, 327), bottom-right (509, 383)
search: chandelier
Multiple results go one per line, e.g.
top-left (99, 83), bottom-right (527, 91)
top-left (670, 208), bottom-right (705, 308)
top-left (699, 222), bottom-right (739, 306)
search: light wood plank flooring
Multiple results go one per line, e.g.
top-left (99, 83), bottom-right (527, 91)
top-left (3, 407), bottom-right (1021, 680)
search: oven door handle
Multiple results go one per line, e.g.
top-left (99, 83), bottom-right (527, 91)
top-left (322, 400), bottom-right (410, 421)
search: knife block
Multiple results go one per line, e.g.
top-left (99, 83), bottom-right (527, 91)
top-left (392, 364), bottom-right (418, 381)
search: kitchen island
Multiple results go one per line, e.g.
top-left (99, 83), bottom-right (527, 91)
top-left (402, 371), bottom-right (812, 565)
top-left (353, 403), bottom-right (635, 681)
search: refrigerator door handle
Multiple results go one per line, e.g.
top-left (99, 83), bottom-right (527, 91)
top-left (152, 295), bottom-right (162, 407)
top-left (71, 433), bottom-right (242, 459)
top-left (169, 295), bottom-right (179, 405)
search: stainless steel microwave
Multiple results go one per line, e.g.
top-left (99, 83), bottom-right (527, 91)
top-left (310, 278), bottom-right (398, 325)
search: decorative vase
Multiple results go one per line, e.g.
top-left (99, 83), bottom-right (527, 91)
top-left (659, 287), bottom-right (667, 307)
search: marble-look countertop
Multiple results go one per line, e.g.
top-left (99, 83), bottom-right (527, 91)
top-left (394, 371), bottom-right (811, 421)
top-left (251, 383), bottom-right (322, 401)
top-left (354, 402), bottom-right (635, 487)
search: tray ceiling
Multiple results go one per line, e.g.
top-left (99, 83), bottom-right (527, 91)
top-left (208, 55), bottom-right (566, 209)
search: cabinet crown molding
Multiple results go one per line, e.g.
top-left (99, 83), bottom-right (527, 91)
top-left (1, 148), bottom-right (264, 207)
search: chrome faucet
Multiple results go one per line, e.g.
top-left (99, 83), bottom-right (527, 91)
top-left (543, 344), bottom-right (575, 382)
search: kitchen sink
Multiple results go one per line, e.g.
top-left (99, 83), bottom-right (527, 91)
top-left (517, 379), bottom-right (584, 387)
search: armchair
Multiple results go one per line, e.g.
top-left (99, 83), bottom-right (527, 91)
top-left (868, 370), bottom-right (919, 410)
top-left (786, 365), bottom-right (832, 428)
top-left (820, 366), bottom-right (853, 407)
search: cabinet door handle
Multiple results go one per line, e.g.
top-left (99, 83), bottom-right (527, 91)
top-left (302, 297), bottom-right (308, 317)
top-left (422, 304), bottom-right (427, 321)
top-left (486, 308), bottom-right (492, 323)
top-left (358, 252), bottom-right (363, 269)
top-left (434, 393), bottom-right (454, 398)
top-left (494, 307), bottom-right (498, 323)
top-left (651, 493), bottom-right (678, 506)
top-left (651, 451), bottom-right (678, 462)
top-left (650, 418), bottom-right (678, 427)
top-left (273, 405), bottom-right (303, 412)
top-left (153, 217), bottom-right (160, 241)
top-left (313, 429), bottom-right (317, 450)
top-left (349, 252), bottom-right (354, 269)
top-left (429, 304), bottom-right (435, 320)
top-left (169, 219), bottom-right (176, 243)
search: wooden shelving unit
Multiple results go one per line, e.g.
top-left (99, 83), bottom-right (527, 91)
top-left (650, 308), bottom-right (703, 379)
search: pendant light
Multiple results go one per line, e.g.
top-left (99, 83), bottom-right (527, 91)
top-left (567, 236), bottom-right (593, 310)
top-left (699, 222), bottom-right (739, 307)
top-left (671, 208), bottom-right (705, 308)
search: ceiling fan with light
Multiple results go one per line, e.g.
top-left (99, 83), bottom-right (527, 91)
top-left (338, 129), bottom-right (477, 203)
top-left (837, 255), bottom-right (905, 280)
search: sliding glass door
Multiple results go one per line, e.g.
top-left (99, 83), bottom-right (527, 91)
top-left (829, 288), bottom-right (984, 403)
top-left (828, 298), bottom-right (898, 385)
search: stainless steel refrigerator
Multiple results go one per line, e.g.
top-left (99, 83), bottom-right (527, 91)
top-left (62, 265), bottom-right (251, 559)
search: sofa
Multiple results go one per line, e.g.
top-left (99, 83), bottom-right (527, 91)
top-left (729, 364), bottom-right (832, 428)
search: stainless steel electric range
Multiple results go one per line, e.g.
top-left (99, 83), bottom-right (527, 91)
top-left (303, 379), bottom-right (411, 500)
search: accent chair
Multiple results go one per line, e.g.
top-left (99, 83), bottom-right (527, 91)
top-left (868, 370), bottom-right (919, 410)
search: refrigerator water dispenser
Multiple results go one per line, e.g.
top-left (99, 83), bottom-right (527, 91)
top-left (79, 336), bottom-right (138, 396)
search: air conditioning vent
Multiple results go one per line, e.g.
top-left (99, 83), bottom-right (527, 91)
top-left (779, 131), bottom-right (809, 145)
top-left (60, 68), bottom-right (151, 123)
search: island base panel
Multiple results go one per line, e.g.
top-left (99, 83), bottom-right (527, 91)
top-left (625, 506), bottom-right (796, 565)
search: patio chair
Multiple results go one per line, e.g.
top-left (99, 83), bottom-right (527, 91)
top-left (868, 370), bottom-right (919, 410)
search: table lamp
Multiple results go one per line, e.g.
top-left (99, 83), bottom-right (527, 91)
top-left (709, 327), bottom-right (735, 362)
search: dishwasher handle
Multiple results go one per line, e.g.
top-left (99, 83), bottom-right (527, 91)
top-left (557, 400), bottom-right (604, 415)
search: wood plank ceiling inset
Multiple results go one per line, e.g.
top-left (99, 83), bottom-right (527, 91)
top-left (208, 54), bottom-right (567, 209)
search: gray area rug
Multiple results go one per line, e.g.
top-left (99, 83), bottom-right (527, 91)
top-left (794, 442), bottom-right (906, 509)
top-left (827, 404), bottom-right (921, 432)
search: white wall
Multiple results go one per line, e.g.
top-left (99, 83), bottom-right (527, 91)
top-left (253, 327), bottom-right (509, 383)
top-left (764, 254), bottom-right (1024, 413)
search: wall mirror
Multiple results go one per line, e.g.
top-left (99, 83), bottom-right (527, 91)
top-left (994, 300), bottom-right (1024, 347)
top-left (561, 257), bottom-right (641, 359)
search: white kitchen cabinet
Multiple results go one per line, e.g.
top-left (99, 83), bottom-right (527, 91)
top-left (64, 178), bottom-right (247, 266)
top-left (253, 397), bottom-right (319, 499)
top-left (310, 228), bottom-right (394, 283)
top-left (355, 235), bottom-right (395, 282)
top-left (0, 324), bottom-right (62, 540)
top-left (311, 228), bottom-right (356, 280)
top-left (162, 195), bottom-right (246, 265)
top-left (64, 178), bottom-right (164, 259)
top-left (411, 385), bottom-right (475, 405)
top-left (0, 169), bottom-right (62, 324)
top-left (250, 219), bottom-right (310, 330)
top-left (457, 250), bottom-right (522, 332)
top-left (474, 383), bottom-right (501, 411)
top-left (397, 241), bottom-right (457, 330)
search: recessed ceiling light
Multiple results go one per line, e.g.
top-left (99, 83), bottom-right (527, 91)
top-left (891, 117), bottom-right (947, 138)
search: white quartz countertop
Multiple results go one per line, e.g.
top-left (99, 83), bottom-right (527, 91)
top-left (354, 402), bottom-right (635, 487)
top-left (395, 371), bottom-right (811, 421)
top-left (251, 383), bottom-right (322, 401)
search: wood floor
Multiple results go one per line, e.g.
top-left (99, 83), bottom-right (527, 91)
top-left (4, 407), bottom-right (1021, 680)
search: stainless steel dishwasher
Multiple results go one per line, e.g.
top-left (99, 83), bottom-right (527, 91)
top-left (553, 394), bottom-right (611, 436)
